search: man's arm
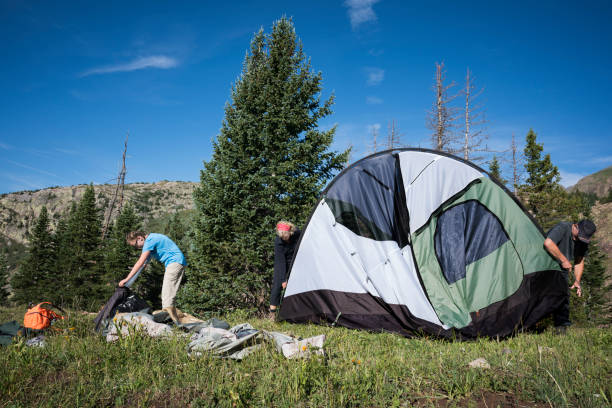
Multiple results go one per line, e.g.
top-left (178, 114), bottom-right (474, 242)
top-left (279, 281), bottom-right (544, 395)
top-left (119, 250), bottom-right (151, 287)
top-left (570, 256), bottom-right (584, 297)
top-left (543, 238), bottom-right (572, 270)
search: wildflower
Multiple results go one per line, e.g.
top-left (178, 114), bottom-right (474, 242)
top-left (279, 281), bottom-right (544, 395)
top-left (357, 360), bottom-right (361, 365)
top-left (301, 345), bottom-right (307, 351)
top-left (69, 327), bottom-right (75, 331)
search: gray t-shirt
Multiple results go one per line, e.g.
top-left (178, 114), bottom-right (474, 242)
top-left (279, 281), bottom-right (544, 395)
top-left (546, 221), bottom-right (587, 263)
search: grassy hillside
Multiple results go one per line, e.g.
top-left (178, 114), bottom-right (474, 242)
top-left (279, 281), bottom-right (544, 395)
top-left (0, 306), bottom-right (610, 407)
top-left (569, 165), bottom-right (612, 197)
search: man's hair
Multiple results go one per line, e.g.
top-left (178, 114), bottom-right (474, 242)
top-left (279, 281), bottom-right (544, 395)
top-left (126, 231), bottom-right (146, 243)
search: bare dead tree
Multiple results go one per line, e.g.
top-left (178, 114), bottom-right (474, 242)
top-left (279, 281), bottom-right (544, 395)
top-left (369, 124), bottom-right (381, 154)
top-left (101, 134), bottom-right (128, 240)
top-left (511, 133), bottom-right (523, 194)
top-left (461, 68), bottom-right (488, 163)
top-left (386, 119), bottom-right (403, 149)
top-left (427, 62), bottom-right (458, 153)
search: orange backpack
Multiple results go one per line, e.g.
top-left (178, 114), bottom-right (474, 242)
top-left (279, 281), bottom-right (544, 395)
top-left (23, 302), bottom-right (65, 330)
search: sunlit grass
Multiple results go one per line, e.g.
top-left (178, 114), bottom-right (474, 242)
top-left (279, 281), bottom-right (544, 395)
top-left (1, 305), bottom-right (610, 407)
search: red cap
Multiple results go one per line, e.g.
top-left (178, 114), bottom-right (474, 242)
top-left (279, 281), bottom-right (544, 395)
top-left (277, 222), bottom-right (291, 232)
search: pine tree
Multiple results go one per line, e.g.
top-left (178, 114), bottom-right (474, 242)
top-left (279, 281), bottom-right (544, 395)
top-left (488, 155), bottom-right (507, 185)
top-left (103, 203), bottom-right (142, 298)
top-left (62, 184), bottom-right (104, 308)
top-left (517, 129), bottom-right (568, 230)
top-left (180, 17), bottom-right (348, 314)
top-left (0, 251), bottom-right (9, 304)
top-left (579, 238), bottom-right (610, 324)
top-left (11, 207), bottom-right (55, 304)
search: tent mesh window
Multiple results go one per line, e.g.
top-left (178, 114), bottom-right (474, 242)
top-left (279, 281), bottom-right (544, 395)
top-left (434, 200), bottom-right (509, 284)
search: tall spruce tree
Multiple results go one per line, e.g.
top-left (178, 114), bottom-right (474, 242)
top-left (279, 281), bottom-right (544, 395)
top-left (62, 184), bottom-right (104, 308)
top-left (518, 129), bottom-right (569, 230)
top-left (11, 207), bottom-right (55, 303)
top-left (103, 203), bottom-right (142, 297)
top-left (0, 251), bottom-right (9, 304)
top-left (180, 18), bottom-right (348, 314)
top-left (488, 155), bottom-right (507, 185)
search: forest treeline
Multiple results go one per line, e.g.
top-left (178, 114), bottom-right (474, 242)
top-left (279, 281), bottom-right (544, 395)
top-left (0, 18), bottom-right (609, 325)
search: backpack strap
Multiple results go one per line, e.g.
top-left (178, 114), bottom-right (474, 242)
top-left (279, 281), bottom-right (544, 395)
top-left (34, 302), bottom-right (66, 315)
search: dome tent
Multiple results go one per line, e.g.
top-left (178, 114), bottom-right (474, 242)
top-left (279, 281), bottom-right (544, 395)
top-left (278, 149), bottom-right (566, 338)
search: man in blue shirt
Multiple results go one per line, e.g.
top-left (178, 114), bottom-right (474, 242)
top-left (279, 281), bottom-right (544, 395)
top-left (119, 232), bottom-right (187, 322)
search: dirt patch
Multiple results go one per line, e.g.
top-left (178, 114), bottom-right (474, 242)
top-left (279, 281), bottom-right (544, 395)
top-left (411, 391), bottom-right (548, 408)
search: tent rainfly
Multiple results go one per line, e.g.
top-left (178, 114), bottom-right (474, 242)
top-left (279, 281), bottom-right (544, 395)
top-left (278, 149), bottom-right (566, 338)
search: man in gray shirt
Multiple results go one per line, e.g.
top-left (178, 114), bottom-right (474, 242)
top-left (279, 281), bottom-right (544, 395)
top-left (544, 219), bottom-right (596, 328)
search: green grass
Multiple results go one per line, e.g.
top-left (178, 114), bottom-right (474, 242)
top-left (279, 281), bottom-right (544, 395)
top-left (1, 306), bottom-right (610, 407)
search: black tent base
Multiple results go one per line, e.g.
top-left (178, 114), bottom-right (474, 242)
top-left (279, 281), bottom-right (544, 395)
top-left (279, 270), bottom-right (566, 340)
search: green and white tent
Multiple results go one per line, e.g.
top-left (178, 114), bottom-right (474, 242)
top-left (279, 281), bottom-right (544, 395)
top-left (279, 149), bottom-right (566, 338)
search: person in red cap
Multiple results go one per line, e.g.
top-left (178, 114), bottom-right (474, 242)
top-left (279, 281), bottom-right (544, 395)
top-left (269, 220), bottom-right (301, 317)
top-left (544, 219), bottom-right (596, 331)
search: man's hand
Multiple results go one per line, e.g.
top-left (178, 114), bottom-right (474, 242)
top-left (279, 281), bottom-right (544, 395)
top-left (281, 281), bottom-right (287, 289)
top-left (561, 259), bottom-right (572, 271)
top-left (570, 281), bottom-right (582, 297)
top-left (118, 279), bottom-right (128, 288)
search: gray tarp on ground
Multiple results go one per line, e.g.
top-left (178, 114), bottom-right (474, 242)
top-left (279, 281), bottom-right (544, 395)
top-left (107, 313), bottom-right (325, 360)
top-left (187, 323), bottom-right (326, 360)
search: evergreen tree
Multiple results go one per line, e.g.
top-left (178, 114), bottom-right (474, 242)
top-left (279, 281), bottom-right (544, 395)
top-left (578, 238), bottom-right (610, 324)
top-left (488, 155), bottom-right (507, 185)
top-left (103, 203), bottom-right (142, 298)
top-left (517, 129), bottom-right (569, 230)
top-left (0, 251), bottom-right (9, 305)
top-left (180, 18), bottom-right (348, 314)
top-left (11, 207), bottom-right (55, 303)
top-left (52, 216), bottom-right (73, 304)
top-left (62, 184), bottom-right (104, 308)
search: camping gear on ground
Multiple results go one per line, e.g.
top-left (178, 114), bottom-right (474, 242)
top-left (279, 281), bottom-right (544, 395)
top-left (94, 286), bottom-right (151, 335)
top-left (187, 323), bottom-right (326, 360)
top-left (0, 321), bottom-right (22, 346)
top-left (105, 312), bottom-right (325, 360)
top-left (106, 312), bottom-right (173, 341)
top-left (23, 302), bottom-right (65, 331)
top-left (279, 148), bottom-right (566, 339)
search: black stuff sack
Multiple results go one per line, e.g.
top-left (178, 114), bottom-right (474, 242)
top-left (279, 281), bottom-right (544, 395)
top-left (94, 287), bottom-right (151, 334)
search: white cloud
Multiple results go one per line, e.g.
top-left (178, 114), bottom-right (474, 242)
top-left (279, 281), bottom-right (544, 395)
top-left (559, 170), bottom-right (585, 188)
top-left (0, 142), bottom-right (11, 150)
top-left (366, 96), bottom-right (383, 105)
top-left (7, 160), bottom-right (58, 178)
top-left (367, 123), bottom-right (381, 133)
top-left (591, 155), bottom-right (612, 165)
top-left (344, 0), bottom-right (380, 29)
top-left (81, 55), bottom-right (179, 77)
top-left (55, 148), bottom-right (80, 155)
top-left (366, 67), bottom-right (384, 86)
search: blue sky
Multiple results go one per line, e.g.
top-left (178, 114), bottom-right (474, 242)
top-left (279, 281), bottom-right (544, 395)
top-left (1, 0), bottom-right (611, 194)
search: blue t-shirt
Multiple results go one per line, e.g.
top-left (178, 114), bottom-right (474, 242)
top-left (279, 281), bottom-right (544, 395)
top-left (142, 233), bottom-right (186, 267)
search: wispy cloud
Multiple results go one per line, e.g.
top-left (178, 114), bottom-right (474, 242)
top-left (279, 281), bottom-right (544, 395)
top-left (1, 173), bottom-right (43, 190)
top-left (0, 142), bottom-right (11, 150)
top-left (366, 96), bottom-right (383, 105)
top-left (7, 160), bottom-right (58, 178)
top-left (344, 0), bottom-right (380, 30)
top-left (591, 155), bottom-right (612, 165)
top-left (559, 170), bottom-right (585, 188)
top-left (55, 148), bottom-right (80, 155)
top-left (365, 67), bottom-right (384, 86)
top-left (80, 55), bottom-right (179, 77)
top-left (367, 123), bottom-right (381, 133)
